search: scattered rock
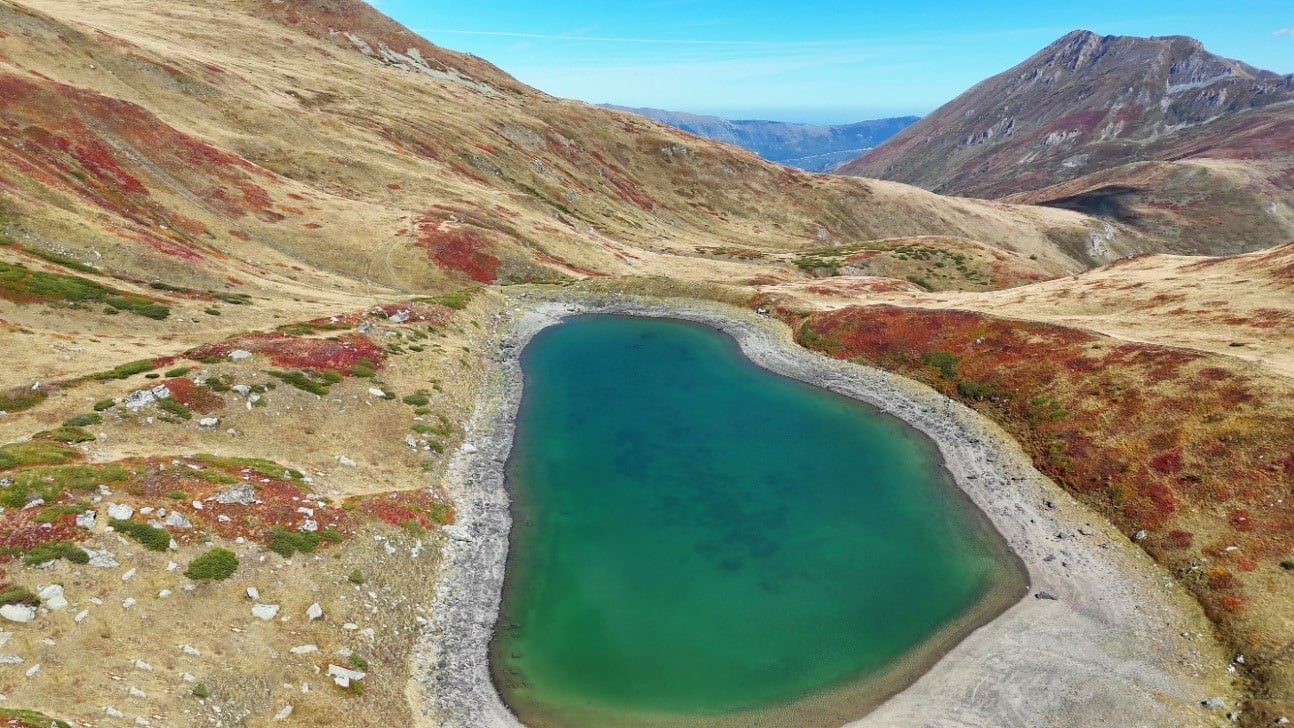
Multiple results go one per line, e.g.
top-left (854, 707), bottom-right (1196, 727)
top-left (252, 604), bottom-right (280, 620)
top-left (462, 443), bottom-right (479, 454)
top-left (0, 605), bottom-right (36, 623)
top-left (337, 455), bottom-right (357, 467)
top-left (164, 511), bottom-right (191, 529)
top-left (74, 610), bottom-right (89, 623)
top-left (133, 659), bottom-right (152, 672)
top-left (122, 568), bottom-right (137, 582)
top-left (128, 686), bottom-right (146, 698)
top-left (37, 584), bottom-right (67, 611)
top-left (367, 387), bottom-right (386, 398)
top-left (300, 519), bottom-right (318, 532)
top-left (443, 525), bottom-right (473, 542)
top-left (0, 655), bottom-right (23, 664)
top-left (1202, 697), bottom-right (1226, 709)
top-left (327, 664), bottom-right (366, 688)
top-left (306, 603), bottom-right (323, 620)
top-left (191, 500), bottom-right (204, 510)
top-left (24, 663), bottom-right (40, 678)
top-left (76, 510), bottom-right (97, 529)
top-left (246, 587), bottom-right (260, 600)
top-left (214, 483), bottom-right (256, 505)
top-left (1034, 591), bottom-right (1059, 601)
top-left (86, 548), bottom-right (119, 568)
top-left (1134, 529), bottom-right (1148, 541)
top-left (198, 417), bottom-right (220, 428)
top-left (289, 644), bottom-right (318, 655)
top-left (231, 385), bottom-right (252, 397)
top-left (107, 503), bottom-right (134, 520)
top-left (228, 349), bottom-right (253, 360)
top-left (157, 589), bottom-right (171, 599)
top-left (274, 704), bottom-right (294, 721)
top-left (105, 707), bottom-right (124, 719)
top-left (181, 644), bottom-right (200, 657)
top-left (122, 598), bottom-right (136, 609)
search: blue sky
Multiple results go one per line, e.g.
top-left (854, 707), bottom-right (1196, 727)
top-left (371, 1), bottom-right (1293, 123)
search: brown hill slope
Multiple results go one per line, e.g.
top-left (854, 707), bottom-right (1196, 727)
top-left (842, 30), bottom-right (1294, 256)
top-left (0, 0), bottom-right (1119, 298)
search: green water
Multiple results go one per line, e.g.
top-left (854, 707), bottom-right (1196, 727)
top-left (492, 316), bottom-right (1023, 727)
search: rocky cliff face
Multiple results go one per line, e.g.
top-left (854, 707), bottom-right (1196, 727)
top-left (842, 30), bottom-right (1294, 201)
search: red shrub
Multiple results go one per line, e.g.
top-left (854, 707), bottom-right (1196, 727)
top-left (186, 332), bottom-right (386, 372)
top-left (1228, 509), bottom-right (1253, 532)
top-left (1149, 451), bottom-right (1183, 475)
top-left (1165, 529), bottom-right (1194, 549)
top-left (162, 377), bottom-right (224, 414)
top-left (415, 218), bottom-right (501, 283)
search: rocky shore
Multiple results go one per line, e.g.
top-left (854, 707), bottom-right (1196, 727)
top-left (412, 292), bottom-right (1235, 728)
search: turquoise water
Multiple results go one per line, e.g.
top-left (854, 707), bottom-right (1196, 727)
top-left (492, 316), bottom-right (1024, 727)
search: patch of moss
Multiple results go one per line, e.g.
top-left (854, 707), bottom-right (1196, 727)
top-left (0, 441), bottom-right (76, 471)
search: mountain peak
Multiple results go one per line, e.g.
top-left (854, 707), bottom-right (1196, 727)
top-left (843, 31), bottom-right (1294, 199)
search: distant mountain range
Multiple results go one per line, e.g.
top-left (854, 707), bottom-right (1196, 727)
top-left (600, 105), bottom-right (918, 172)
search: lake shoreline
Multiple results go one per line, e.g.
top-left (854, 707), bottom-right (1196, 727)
top-left (411, 292), bottom-right (1233, 728)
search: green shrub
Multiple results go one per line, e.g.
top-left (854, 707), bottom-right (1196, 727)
top-left (34, 426), bottom-right (95, 443)
top-left (0, 585), bottom-right (37, 606)
top-left (204, 308), bottom-right (221, 316)
top-left (1282, 560), bottom-right (1294, 571)
top-left (348, 364), bottom-right (375, 378)
top-left (165, 366), bottom-right (191, 378)
top-left (267, 526), bottom-right (321, 558)
top-left (158, 398), bottom-right (192, 420)
top-left (347, 569), bottom-right (365, 585)
top-left (402, 394), bottom-right (430, 406)
top-left (957, 379), bottom-right (1009, 401)
top-left (0, 709), bottom-right (71, 728)
top-left (93, 398), bottom-right (116, 411)
top-left (63, 412), bottom-right (102, 428)
top-left (92, 359), bottom-right (156, 381)
top-left (185, 548), bottom-right (239, 580)
top-left (0, 387), bottom-right (48, 413)
top-left (921, 351), bottom-right (960, 380)
top-left (166, 490), bottom-right (188, 500)
top-left (191, 683), bottom-right (209, 699)
top-left (268, 370), bottom-right (330, 396)
top-left (24, 540), bottom-right (89, 565)
top-left (349, 653), bottom-right (369, 670)
top-left (109, 519), bottom-right (171, 551)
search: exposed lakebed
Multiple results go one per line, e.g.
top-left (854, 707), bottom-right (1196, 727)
top-left (491, 315), bottom-right (1026, 727)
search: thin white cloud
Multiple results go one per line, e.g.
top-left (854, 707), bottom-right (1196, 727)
top-left (1275, 28), bottom-right (1294, 37)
